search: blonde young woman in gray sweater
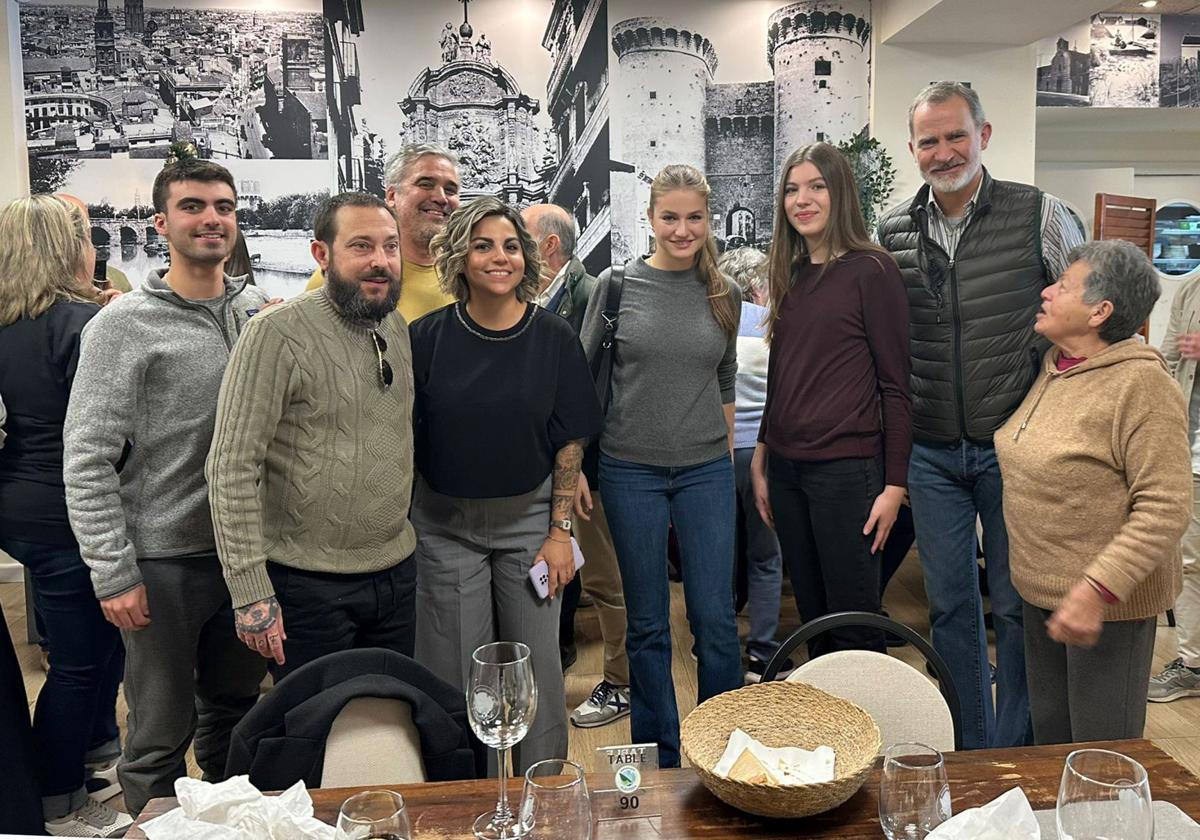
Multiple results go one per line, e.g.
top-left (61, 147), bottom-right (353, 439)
top-left (578, 164), bottom-right (742, 769)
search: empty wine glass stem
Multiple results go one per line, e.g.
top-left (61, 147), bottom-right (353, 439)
top-left (496, 746), bottom-right (512, 824)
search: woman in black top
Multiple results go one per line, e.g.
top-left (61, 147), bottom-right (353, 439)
top-left (0, 195), bottom-right (130, 836)
top-left (410, 197), bottom-right (601, 781)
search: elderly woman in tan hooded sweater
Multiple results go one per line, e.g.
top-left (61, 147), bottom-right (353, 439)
top-left (996, 239), bottom-right (1191, 746)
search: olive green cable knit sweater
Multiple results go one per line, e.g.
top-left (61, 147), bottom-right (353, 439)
top-left (206, 289), bottom-right (417, 608)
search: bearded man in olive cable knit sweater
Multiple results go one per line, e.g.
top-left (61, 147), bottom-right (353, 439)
top-left (207, 192), bottom-right (417, 680)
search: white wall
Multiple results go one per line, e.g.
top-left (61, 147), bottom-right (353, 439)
top-left (870, 41), bottom-right (1038, 210)
top-left (0, 0), bottom-right (26, 206)
top-left (0, 1), bottom-right (24, 581)
top-left (1133, 175), bottom-right (1200, 209)
top-left (1033, 163), bottom-right (1135, 235)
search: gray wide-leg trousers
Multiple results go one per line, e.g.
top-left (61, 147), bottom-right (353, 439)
top-left (413, 477), bottom-right (566, 774)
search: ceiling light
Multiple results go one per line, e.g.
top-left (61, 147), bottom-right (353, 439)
top-left (1140, 1), bottom-right (1158, 7)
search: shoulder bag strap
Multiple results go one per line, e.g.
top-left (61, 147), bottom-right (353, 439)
top-left (591, 263), bottom-right (625, 413)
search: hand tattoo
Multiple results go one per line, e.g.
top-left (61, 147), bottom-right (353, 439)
top-left (551, 440), bottom-right (584, 521)
top-left (235, 597), bottom-right (280, 634)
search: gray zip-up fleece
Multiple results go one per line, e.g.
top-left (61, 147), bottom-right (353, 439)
top-left (64, 269), bottom-right (269, 599)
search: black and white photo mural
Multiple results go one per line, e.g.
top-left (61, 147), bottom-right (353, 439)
top-left (1160, 13), bottom-right (1200, 108)
top-left (17, 0), bottom-right (335, 297)
top-left (48, 157), bottom-right (328, 299)
top-left (12, 0), bottom-right (883, 284)
top-left (1089, 12), bottom-right (1159, 107)
top-left (343, 0), bottom-right (613, 273)
top-left (20, 0), bottom-right (330, 163)
top-left (1038, 11), bottom-right (1200, 109)
top-left (606, 0), bottom-right (872, 263)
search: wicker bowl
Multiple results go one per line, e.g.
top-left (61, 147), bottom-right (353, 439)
top-left (680, 681), bottom-right (881, 819)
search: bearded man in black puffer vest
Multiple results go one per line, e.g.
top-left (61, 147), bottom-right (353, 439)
top-left (877, 81), bottom-right (1083, 751)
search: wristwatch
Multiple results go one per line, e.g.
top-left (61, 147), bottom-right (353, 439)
top-left (550, 519), bottom-right (572, 533)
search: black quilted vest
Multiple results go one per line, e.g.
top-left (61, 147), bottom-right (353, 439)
top-left (878, 171), bottom-right (1047, 445)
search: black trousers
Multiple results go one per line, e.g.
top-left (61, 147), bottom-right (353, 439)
top-left (267, 558), bottom-right (417, 682)
top-left (0, 602), bottom-right (42, 833)
top-left (767, 452), bottom-right (886, 657)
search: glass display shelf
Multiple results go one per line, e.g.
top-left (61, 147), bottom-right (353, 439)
top-left (1154, 201), bottom-right (1200, 278)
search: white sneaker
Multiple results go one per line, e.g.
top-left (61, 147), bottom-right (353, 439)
top-left (84, 758), bottom-right (121, 803)
top-left (45, 796), bottom-right (133, 838)
top-left (570, 680), bottom-right (631, 728)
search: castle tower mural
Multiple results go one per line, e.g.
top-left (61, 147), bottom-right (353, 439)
top-left (611, 18), bottom-right (715, 174)
top-left (397, 5), bottom-right (549, 205)
top-left (609, 2), bottom-right (871, 262)
top-left (610, 17), bottom-right (717, 259)
top-left (769, 1), bottom-right (871, 179)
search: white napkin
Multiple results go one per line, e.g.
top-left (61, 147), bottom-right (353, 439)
top-left (713, 727), bottom-right (837, 785)
top-left (927, 786), bottom-right (1040, 840)
top-left (140, 775), bottom-right (336, 840)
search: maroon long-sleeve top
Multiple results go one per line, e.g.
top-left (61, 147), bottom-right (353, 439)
top-left (759, 251), bottom-right (913, 487)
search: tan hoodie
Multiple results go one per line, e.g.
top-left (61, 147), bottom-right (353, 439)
top-left (995, 339), bottom-right (1190, 620)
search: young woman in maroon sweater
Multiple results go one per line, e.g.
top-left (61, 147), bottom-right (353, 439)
top-left (750, 142), bottom-right (912, 656)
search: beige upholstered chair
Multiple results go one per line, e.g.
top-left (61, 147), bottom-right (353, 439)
top-left (321, 697), bottom-right (427, 786)
top-left (788, 650), bottom-right (955, 753)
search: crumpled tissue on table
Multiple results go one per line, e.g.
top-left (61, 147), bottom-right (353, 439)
top-left (928, 786), bottom-right (1040, 840)
top-left (139, 775), bottom-right (336, 839)
top-left (713, 727), bottom-right (837, 785)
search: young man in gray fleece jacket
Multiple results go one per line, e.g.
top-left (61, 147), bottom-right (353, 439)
top-left (63, 160), bottom-right (270, 817)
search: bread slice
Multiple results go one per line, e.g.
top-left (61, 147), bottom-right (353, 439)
top-left (727, 747), bottom-right (773, 784)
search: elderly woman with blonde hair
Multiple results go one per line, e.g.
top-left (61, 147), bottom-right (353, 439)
top-left (996, 239), bottom-right (1191, 745)
top-left (0, 195), bottom-right (130, 836)
top-left (409, 196), bottom-right (601, 773)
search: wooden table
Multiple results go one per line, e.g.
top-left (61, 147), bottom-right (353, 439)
top-left (127, 739), bottom-right (1200, 839)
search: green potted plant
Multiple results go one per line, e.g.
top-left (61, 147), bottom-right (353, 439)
top-left (836, 134), bottom-right (897, 233)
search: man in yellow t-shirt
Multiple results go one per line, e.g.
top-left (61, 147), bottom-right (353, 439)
top-left (306, 143), bottom-right (461, 324)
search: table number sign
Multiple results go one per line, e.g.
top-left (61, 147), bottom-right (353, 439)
top-left (593, 743), bottom-right (662, 821)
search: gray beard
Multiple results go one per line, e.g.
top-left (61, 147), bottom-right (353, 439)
top-left (326, 265), bottom-right (401, 323)
top-left (924, 159), bottom-right (980, 194)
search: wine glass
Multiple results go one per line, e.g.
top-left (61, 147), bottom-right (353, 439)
top-left (468, 641), bottom-right (538, 839)
top-left (335, 790), bottom-right (410, 840)
top-left (519, 759), bottom-right (592, 839)
top-left (1056, 749), bottom-right (1153, 840)
top-left (879, 742), bottom-right (952, 839)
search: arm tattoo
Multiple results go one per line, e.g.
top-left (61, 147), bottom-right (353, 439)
top-left (551, 440), bottom-right (584, 522)
top-left (235, 597), bottom-right (280, 634)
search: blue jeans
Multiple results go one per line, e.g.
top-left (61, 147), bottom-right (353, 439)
top-left (734, 447), bottom-right (783, 662)
top-left (907, 441), bottom-right (1031, 750)
top-left (0, 538), bottom-right (124, 819)
top-left (599, 453), bottom-right (742, 767)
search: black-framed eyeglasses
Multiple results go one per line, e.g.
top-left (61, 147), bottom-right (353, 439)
top-left (370, 329), bottom-right (393, 389)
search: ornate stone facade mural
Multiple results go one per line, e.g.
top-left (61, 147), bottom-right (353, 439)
top-left (397, 5), bottom-right (549, 205)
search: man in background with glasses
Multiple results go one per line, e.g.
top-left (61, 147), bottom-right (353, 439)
top-left (207, 191), bottom-right (417, 681)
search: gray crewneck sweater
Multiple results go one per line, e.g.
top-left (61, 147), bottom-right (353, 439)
top-left (63, 270), bottom-right (269, 600)
top-left (579, 258), bottom-right (740, 467)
